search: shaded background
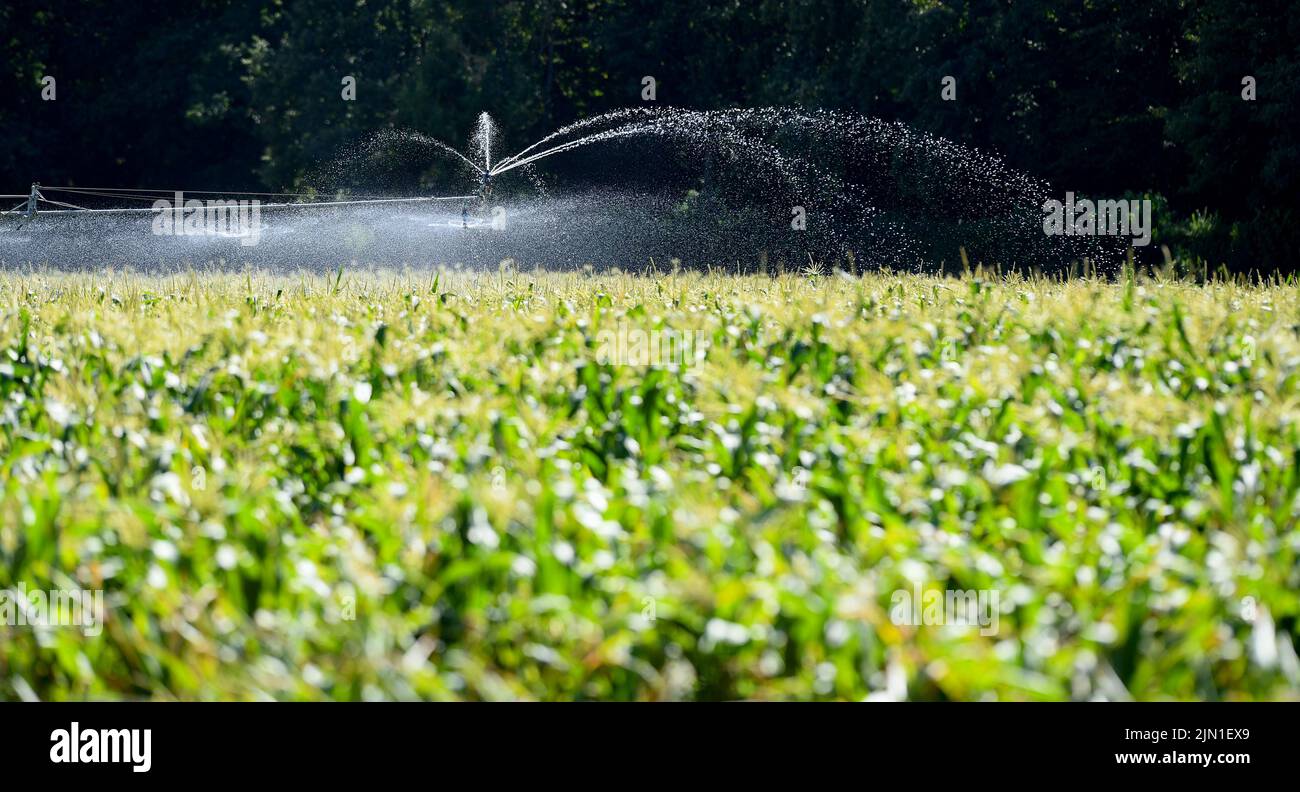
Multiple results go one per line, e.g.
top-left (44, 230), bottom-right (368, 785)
top-left (2, 0), bottom-right (1297, 270)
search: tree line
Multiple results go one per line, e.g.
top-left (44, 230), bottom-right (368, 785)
top-left (3, 0), bottom-right (1296, 269)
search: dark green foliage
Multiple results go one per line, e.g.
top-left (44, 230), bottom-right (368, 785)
top-left (1, 1), bottom-right (1296, 269)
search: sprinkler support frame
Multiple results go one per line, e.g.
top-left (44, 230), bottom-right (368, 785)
top-left (2, 182), bottom-right (478, 230)
top-left (16, 183), bottom-right (41, 229)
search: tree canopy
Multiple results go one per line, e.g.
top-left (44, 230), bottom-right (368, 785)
top-left (3, 0), bottom-right (1296, 268)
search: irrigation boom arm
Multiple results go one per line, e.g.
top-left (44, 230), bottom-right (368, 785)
top-left (1, 184), bottom-right (477, 226)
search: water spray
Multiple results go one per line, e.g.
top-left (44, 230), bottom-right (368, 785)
top-left (2, 107), bottom-right (1115, 271)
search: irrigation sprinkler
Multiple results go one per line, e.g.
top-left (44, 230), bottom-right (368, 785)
top-left (0, 108), bottom-right (1110, 270)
